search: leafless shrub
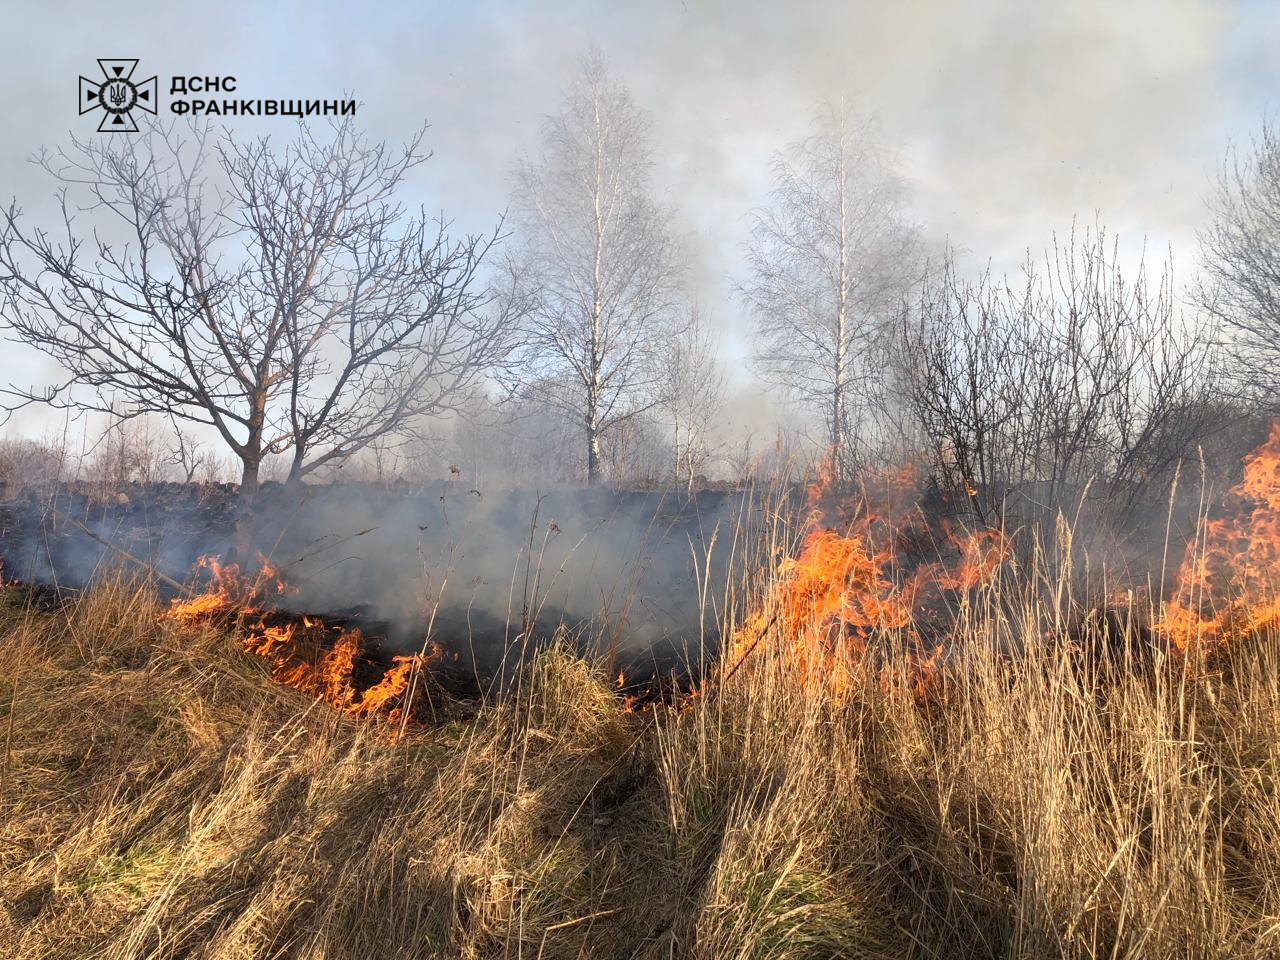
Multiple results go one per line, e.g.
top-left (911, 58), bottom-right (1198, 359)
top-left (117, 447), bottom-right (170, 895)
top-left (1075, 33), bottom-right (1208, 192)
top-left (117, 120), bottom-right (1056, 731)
top-left (597, 413), bottom-right (670, 488)
top-left (165, 419), bottom-right (212, 485)
top-left (1199, 119), bottom-right (1280, 407)
top-left (903, 224), bottom-right (1222, 545)
top-left (0, 437), bottom-right (68, 496)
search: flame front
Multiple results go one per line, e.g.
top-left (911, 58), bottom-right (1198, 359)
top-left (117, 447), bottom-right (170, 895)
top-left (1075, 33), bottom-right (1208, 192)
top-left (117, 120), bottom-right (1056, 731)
top-left (167, 556), bottom-right (266, 623)
top-left (159, 429), bottom-right (1280, 717)
top-left (728, 461), bottom-right (1007, 698)
top-left (1160, 424), bottom-right (1280, 653)
top-left (167, 558), bottom-right (438, 727)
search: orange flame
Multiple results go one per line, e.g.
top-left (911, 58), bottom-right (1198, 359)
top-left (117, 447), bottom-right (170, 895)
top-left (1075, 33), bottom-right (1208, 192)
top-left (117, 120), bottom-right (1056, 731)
top-left (167, 557), bottom-right (439, 727)
top-left (1160, 424), bottom-right (1280, 653)
top-left (167, 555), bottom-right (285, 623)
top-left (728, 459), bottom-right (1006, 699)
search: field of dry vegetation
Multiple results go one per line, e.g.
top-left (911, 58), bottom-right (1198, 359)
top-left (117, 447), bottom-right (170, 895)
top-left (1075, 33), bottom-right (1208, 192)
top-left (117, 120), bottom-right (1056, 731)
top-left (2, 510), bottom-right (1279, 960)
top-left (6, 16), bottom-right (1280, 959)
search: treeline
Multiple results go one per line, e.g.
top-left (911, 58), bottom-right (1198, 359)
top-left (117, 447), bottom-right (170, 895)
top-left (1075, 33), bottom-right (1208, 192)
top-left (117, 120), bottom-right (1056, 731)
top-left (2, 49), bottom-right (1278, 538)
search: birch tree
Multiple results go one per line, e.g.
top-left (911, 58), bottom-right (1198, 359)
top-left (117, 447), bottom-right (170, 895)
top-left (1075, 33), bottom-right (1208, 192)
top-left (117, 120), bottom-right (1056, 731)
top-left (740, 103), bottom-right (919, 470)
top-left (507, 48), bottom-right (682, 484)
top-left (657, 306), bottom-right (725, 491)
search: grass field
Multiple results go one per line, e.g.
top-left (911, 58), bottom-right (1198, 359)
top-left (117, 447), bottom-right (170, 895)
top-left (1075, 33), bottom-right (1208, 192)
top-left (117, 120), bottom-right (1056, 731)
top-left (1, 553), bottom-right (1278, 960)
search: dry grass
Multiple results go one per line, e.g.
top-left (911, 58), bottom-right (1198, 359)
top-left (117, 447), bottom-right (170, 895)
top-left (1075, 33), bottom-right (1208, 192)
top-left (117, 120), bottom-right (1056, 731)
top-left (1, 562), bottom-right (1279, 959)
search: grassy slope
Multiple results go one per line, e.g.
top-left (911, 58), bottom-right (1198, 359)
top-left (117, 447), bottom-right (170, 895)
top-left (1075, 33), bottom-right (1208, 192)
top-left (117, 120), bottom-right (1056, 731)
top-left (1, 576), bottom-right (1279, 959)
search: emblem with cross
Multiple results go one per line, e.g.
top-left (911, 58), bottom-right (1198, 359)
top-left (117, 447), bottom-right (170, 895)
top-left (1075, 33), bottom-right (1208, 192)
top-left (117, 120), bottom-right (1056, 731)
top-left (79, 59), bottom-right (157, 132)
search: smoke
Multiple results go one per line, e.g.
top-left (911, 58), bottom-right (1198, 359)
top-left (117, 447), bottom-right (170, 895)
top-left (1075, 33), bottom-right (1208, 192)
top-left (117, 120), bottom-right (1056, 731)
top-left (2, 0), bottom-right (1271, 444)
top-left (1, 484), bottom-right (746, 676)
top-left (0, 1), bottom-right (1271, 660)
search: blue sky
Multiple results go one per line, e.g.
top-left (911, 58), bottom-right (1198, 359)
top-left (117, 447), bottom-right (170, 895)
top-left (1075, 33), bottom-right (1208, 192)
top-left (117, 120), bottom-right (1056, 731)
top-left (1, 0), bottom-right (1277, 439)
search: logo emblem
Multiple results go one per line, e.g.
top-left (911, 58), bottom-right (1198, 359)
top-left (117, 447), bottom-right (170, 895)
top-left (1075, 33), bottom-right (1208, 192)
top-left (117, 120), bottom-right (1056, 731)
top-left (79, 59), bottom-right (157, 132)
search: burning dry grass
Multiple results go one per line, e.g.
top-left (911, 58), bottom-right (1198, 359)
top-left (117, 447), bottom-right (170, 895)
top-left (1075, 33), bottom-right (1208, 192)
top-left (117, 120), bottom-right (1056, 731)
top-left (1, 556), bottom-right (1280, 958)
top-left (1161, 422), bottom-right (1280, 651)
top-left (4, 432), bottom-right (1280, 957)
top-left (165, 556), bottom-right (447, 732)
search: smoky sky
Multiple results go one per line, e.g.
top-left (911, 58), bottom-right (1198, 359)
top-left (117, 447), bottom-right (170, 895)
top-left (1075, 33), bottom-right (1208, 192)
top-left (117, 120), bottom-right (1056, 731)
top-left (1, 0), bottom-right (1277, 438)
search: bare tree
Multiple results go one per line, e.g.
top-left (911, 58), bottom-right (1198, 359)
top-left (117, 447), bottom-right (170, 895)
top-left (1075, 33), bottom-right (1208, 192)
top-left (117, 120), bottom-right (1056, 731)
top-left (599, 413), bottom-right (670, 488)
top-left (0, 119), bottom-right (513, 505)
top-left (1199, 119), bottom-right (1280, 405)
top-left (740, 101), bottom-right (920, 471)
top-left (904, 225), bottom-right (1221, 540)
top-left (657, 305), bottom-right (726, 491)
top-left (166, 416), bottom-right (211, 485)
top-left (506, 48), bottom-right (682, 484)
top-left (92, 414), bottom-right (169, 488)
top-left (0, 437), bottom-right (68, 495)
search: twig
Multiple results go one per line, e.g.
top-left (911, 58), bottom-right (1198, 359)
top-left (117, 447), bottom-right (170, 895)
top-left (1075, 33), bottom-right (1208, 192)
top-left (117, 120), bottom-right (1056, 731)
top-left (399, 581), bottom-right (448, 742)
top-left (48, 506), bottom-right (189, 595)
top-left (276, 527), bottom-right (380, 575)
top-left (542, 907), bottom-right (621, 933)
top-left (719, 611), bottom-right (779, 685)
